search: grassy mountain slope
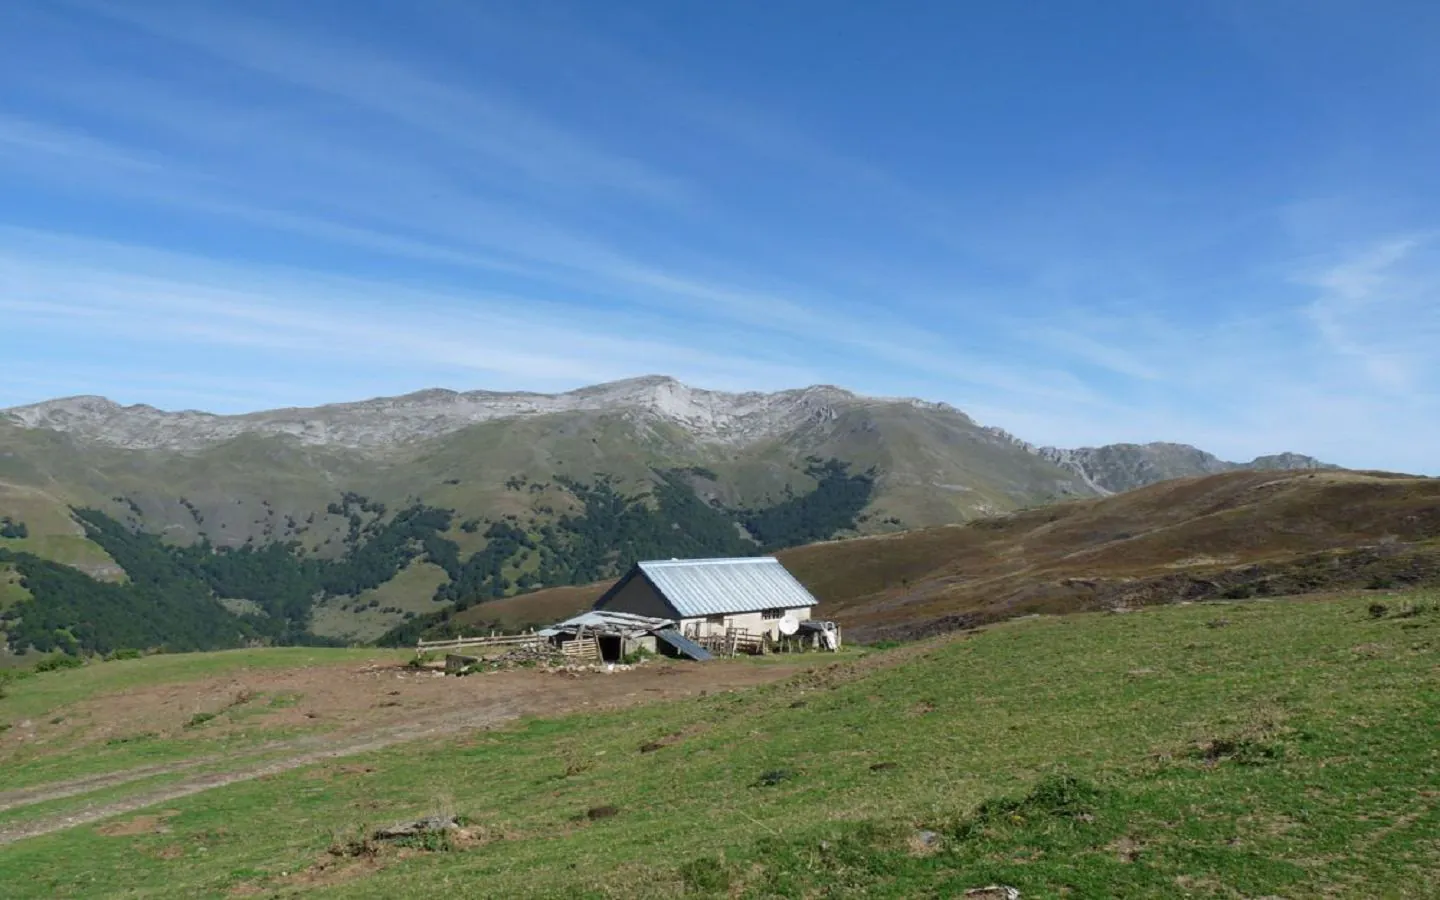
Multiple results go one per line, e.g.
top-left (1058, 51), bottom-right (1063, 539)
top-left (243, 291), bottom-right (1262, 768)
top-left (309, 561), bottom-right (452, 642)
top-left (3, 591), bottom-right (1436, 897)
top-left (0, 399), bottom-right (1099, 646)
top-left (449, 469), bottom-right (1440, 641)
top-left (1, 402), bottom-right (1093, 551)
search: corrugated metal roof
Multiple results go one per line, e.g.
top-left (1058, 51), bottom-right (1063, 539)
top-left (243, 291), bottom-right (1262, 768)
top-left (637, 557), bottom-right (819, 618)
top-left (653, 629), bottom-right (714, 661)
top-left (538, 610), bottom-right (674, 637)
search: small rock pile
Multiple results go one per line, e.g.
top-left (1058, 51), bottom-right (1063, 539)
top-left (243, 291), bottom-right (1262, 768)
top-left (452, 645), bottom-right (641, 675)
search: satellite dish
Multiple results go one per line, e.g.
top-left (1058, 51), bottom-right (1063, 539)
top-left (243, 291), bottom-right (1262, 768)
top-left (777, 614), bottom-right (800, 636)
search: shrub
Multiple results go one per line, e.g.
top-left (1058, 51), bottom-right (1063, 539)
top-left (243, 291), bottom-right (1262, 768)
top-left (620, 647), bottom-right (655, 665)
top-left (1188, 735), bottom-right (1286, 766)
top-left (105, 648), bottom-right (144, 661)
top-left (34, 655), bottom-right (85, 673)
top-left (954, 773), bottom-right (1103, 839)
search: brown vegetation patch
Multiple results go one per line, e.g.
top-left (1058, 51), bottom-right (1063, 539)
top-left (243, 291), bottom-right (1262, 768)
top-left (638, 722), bottom-right (710, 753)
top-left (280, 851), bottom-right (389, 890)
top-left (97, 810), bottom-right (178, 836)
top-left (1109, 835), bottom-right (1144, 863)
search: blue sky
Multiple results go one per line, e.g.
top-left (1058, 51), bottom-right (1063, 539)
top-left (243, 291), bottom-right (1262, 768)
top-left (1, 1), bottom-right (1437, 473)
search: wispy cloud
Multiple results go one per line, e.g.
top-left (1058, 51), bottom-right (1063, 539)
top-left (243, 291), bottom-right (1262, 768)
top-left (0, 240), bottom-right (823, 411)
top-left (0, 113), bottom-right (158, 171)
top-left (1300, 235), bottom-right (1438, 393)
top-left (66, 0), bottom-right (689, 205)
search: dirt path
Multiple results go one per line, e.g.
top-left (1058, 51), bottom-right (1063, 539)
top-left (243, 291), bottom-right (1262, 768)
top-left (0, 759), bottom-right (220, 814)
top-left (0, 701), bottom-right (523, 845)
top-left (0, 659), bottom-right (812, 845)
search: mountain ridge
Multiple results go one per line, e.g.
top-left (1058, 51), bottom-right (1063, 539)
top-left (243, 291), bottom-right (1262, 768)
top-left (3, 378), bottom-right (1324, 497)
top-left (2, 376), bottom-right (969, 453)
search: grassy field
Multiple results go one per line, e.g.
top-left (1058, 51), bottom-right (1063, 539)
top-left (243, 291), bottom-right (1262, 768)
top-left (0, 590), bottom-right (1435, 897)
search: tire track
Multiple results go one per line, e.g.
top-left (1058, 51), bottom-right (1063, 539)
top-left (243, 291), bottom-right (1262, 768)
top-left (0, 702), bottom-right (520, 845)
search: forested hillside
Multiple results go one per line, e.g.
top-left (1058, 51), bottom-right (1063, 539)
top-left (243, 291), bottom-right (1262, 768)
top-left (0, 459), bottom-right (875, 656)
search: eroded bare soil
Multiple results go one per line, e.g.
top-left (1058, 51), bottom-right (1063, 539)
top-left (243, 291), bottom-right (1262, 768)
top-left (0, 658), bottom-right (809, 844)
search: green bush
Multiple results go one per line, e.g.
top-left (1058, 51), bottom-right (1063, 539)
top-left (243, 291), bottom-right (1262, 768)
top-left (620, 647), bottom-right (655, 665)
top-left (34, 655), bottom-right (85, 673)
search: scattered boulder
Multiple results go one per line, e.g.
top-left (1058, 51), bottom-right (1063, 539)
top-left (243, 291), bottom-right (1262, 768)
top-left (908, 829), bottom-right (942, 855)
top-left (373, 815), bottom-right (457, 840)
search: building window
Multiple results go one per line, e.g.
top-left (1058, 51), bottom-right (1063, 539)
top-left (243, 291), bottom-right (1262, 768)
top-left (707, 614), bottom-right (725, 625)
top-left (761, 608), bottom-right (784, 620)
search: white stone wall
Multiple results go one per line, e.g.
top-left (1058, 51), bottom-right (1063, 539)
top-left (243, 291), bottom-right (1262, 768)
top-left (681, 606), bottom-right (812, 640)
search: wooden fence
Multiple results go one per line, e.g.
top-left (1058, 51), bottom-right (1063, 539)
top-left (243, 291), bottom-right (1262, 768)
top-left (415, 631), bottom-right (543, 657)
top-left (418, 629), bottom-right (601, 664)
top-left (683, 625), bottom-right (767, 658)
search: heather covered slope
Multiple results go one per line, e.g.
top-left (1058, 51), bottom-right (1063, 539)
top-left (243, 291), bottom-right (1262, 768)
top-left (790, 469), bottom-right (1440, 640)
top-left (445, 469), bottom-right (1440, 641)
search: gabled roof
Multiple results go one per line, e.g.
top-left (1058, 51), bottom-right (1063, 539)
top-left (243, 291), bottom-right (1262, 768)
top-left (605, 557), bottom-right (819, 618)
